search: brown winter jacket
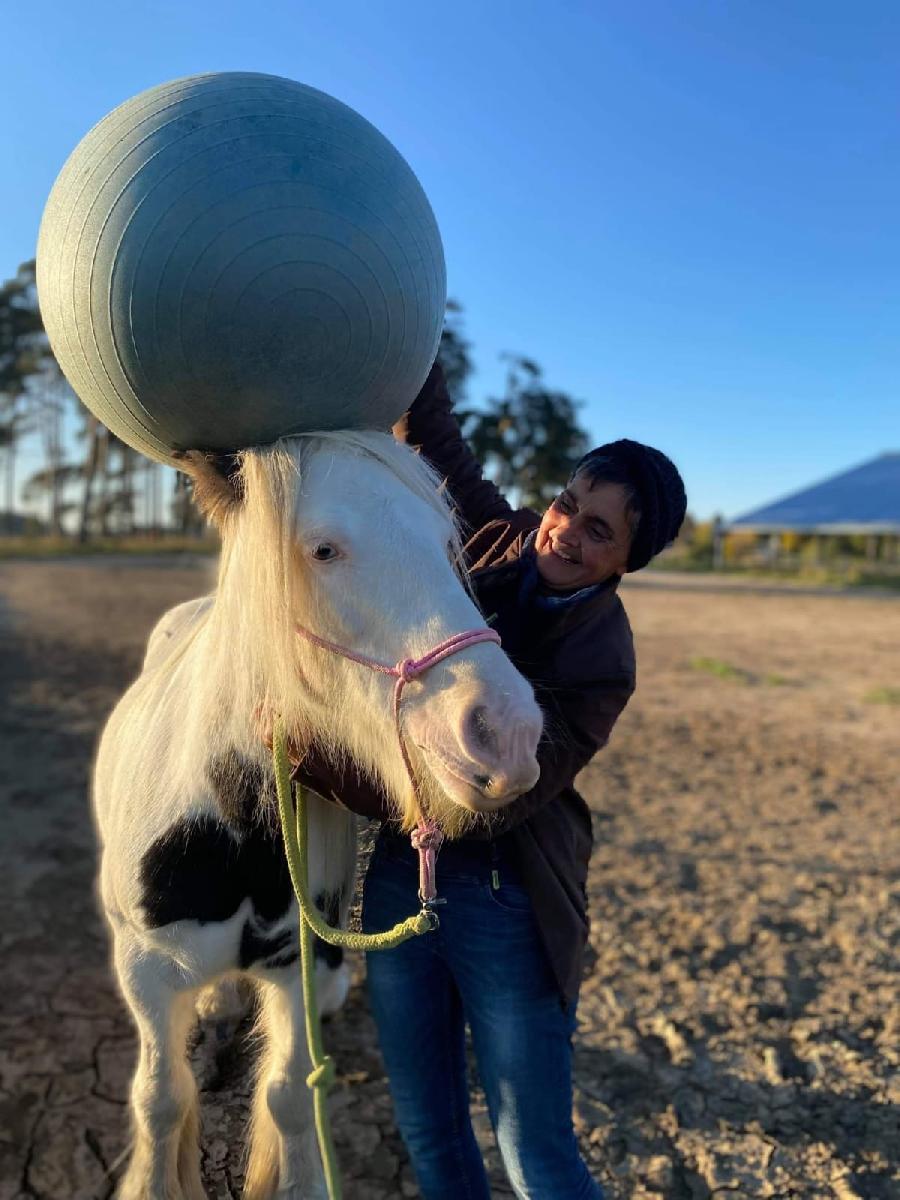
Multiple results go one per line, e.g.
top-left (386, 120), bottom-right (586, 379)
top-left (296, 363), bottom-right (636, 1005)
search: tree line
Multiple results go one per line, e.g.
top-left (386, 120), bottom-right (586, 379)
top-left (1, 260), bottom-right (591, 540)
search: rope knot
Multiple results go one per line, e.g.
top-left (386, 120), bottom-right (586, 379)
top-left (396, 657), bottom-right (420, 683)
top-left (410, 821), bottom-right (444, 853)
top-left (306, 1056), bottom-right (336, 1091)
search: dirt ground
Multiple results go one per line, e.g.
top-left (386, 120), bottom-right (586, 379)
top-left (1, 558), bottom-right (897, 1200)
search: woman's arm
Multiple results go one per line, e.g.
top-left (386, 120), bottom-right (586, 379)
top-left (396, 362), bottom-right (514, 535)
top-left (290, 750), bottom-right (390, 821)
top-left (471, 675), bottom-right (635, 839)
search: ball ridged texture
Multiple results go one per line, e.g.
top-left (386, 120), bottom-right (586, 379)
top-left (37, 72), bottom-right (446, 465)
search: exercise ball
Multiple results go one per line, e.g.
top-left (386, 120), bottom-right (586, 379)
top-left (36, 72), bottom-right (446, 465)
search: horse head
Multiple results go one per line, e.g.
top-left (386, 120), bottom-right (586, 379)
top-left (181, 433), bottom-right (542, 837)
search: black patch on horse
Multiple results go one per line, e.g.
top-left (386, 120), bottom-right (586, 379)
top-left (139, 751), bottom-right (347, 977)
top-left (239, 919), bottom-right (296, 969)
top-left (139, 750), bottom-right (293, 929)
top-left (140, 815), bottom-right (247, 927)
top-left (237, 892), bottom-right (344, 971)
top-left (239, 892), bottom-right (345, 971)
top-left (263, 949), bottom-right (301, 970)
top-left (207, 750), bottom-right (271, 833)
top-left (313, 891), bottom-right (344, 969)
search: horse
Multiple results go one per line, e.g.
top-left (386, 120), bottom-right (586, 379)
top-left (92, 430), bottom-right (543, 1200)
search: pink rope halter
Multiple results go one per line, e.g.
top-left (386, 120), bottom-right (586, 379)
top-left (295, 623), bottom-right (501, 908)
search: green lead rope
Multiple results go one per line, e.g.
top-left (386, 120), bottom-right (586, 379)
top-left (272, 718), bottom-right (435, 1200)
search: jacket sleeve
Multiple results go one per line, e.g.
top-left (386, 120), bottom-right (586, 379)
top-left (290, 750), bottom-right (391, 821)
top-left (395, 362), bottom-right (514, 534)
top-left (468, 675), bottom-right (634, 840)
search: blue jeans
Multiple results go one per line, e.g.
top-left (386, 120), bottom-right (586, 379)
top-left (362, 831), bottom-right (603, 1200)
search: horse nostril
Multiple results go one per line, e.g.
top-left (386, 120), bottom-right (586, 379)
top-left (473, 772), bottom-right (492, 790)
top-left (468, 705), bottom-right (499, 755)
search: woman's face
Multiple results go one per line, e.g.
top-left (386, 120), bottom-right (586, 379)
top-left (534, 471), bottom-right (632, 590)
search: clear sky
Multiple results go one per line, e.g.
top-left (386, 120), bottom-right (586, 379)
top-left (3, 0), bottom-right (898, 519)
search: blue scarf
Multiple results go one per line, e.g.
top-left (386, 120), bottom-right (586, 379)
top-left (517, 531), bottom-right (607, 614)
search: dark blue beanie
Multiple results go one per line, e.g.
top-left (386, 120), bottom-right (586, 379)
top-left (573, 439), bottom-right (687, 572)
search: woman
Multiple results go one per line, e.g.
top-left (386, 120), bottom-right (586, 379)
top-left (295, 363), bottom-right (687, 1199)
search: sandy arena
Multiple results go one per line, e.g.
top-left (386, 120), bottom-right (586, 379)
top-left (1, 558), bottom-right (897, 1199)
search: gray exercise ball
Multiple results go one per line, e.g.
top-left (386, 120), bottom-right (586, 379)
top-left (36, 72), bottom-right (446, 465)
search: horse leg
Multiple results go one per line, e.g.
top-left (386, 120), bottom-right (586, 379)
top-left (114, 934), bottom-right (206, 1200)
top-left (245, 973), bottom-right (326, 1200)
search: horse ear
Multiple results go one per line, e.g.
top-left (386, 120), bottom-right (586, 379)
top-left (173, 450), bottom-right (243, 529)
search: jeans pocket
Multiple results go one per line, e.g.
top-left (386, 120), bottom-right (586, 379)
top-left (483, 879), bottom-right (534, 915)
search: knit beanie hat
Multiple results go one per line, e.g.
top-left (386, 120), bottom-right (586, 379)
top-left (573, 439), bottom-right (687, 572)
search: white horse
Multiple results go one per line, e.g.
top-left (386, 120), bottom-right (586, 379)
top-left (93, 431), bottom-right (542, 1200)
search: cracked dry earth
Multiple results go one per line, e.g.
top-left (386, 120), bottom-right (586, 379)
top-left (1, 558), bottom-right (897, 1200)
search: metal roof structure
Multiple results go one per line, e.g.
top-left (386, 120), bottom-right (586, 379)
top-left (730, 453), bottom-right (900, 534)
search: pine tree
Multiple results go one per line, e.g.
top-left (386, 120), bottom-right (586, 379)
top-left (460, 355), bottom-right (588, 510)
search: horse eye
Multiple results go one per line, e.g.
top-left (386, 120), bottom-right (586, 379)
top-left (311, 542), bottom-right (338, 562)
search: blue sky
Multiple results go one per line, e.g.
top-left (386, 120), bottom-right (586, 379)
top-left (3, 0), bottom-right (898, 519)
